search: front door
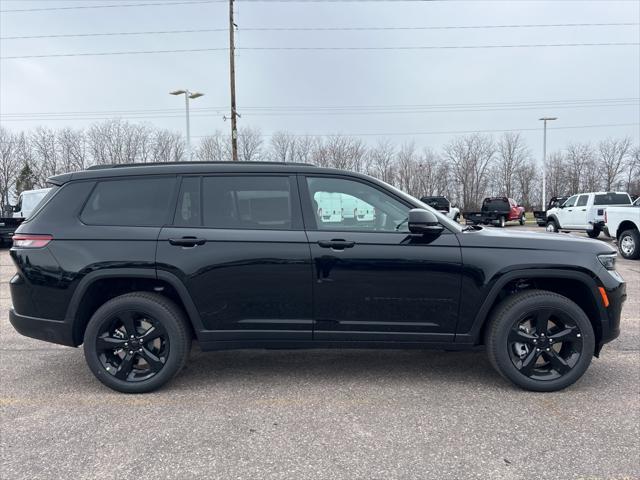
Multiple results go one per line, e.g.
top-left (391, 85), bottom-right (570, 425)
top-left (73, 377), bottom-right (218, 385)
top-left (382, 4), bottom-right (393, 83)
top-left (300, 175), bottom-right (462, 343)
top-left (156, 175), bottom-right (313, 343)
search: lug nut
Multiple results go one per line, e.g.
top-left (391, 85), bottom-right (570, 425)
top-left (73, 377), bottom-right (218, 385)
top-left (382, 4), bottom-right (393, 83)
top-left (124, 342), bottom-right (128, 347)
top-left (138, 348), bottom-right (143, 353)
top-left (129, 350), bottom-right (133, 355)
top-left (577, 334), bottom-right (581, 338)
top-left (533, 339), bottom-right (537, 344)
top-left (546, 348), bottom-right (550, 351)
top-left (536, 348), bottom-right (540, 352)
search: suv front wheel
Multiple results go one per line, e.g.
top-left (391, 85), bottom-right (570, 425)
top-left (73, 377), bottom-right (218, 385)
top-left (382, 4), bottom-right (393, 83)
top-left (485, 290), bottom-right (594, 392)
top-left (83, 292), bottom-right (192, 393)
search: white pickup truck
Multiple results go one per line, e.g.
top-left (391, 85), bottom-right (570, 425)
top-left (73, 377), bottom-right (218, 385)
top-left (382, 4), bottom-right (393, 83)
top-left (545, 191), bottom-right (633, 238)
top-left (604, 197), bottom-right (640, 259)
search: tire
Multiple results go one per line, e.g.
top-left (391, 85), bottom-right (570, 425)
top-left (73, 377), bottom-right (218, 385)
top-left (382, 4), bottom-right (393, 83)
top-left (453, 214), bottom-right (460, 223)
top-left (519, 214), bottom-right (526, 226)
top-left (83, 292), bottom-right (192, 393)
top-left (587, 228), bottom-right (600, 239)
top-left (618, 229), bottom-right (640, 259)
top-left (498, 216), bottom-right (506, 228)
top-left (546, 219), bottom-right (558, 233)
top-left (485, 289), bottom-right (595, 392)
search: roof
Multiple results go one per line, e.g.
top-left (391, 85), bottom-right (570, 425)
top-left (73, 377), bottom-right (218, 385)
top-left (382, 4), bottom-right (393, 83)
top-left (48, 161), bottom-right (348, 185)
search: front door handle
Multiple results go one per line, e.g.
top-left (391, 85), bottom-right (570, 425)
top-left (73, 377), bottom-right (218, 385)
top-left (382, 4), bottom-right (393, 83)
top-left (317, 239), bottom-right (355, 250)
top-left (169, 237), bottom-right (206, 247)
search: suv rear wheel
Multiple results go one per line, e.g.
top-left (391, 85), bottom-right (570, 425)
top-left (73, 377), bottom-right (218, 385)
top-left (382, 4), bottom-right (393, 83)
top-left (485, 290), bottom-right (594, 392)
top-left (83, 292), bottom-right (191, 393)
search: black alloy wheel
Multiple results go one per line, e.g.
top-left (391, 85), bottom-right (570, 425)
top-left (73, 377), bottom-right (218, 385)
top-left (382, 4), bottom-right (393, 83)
top-left (507, 309), bottom-right (583, 381)
top-left (84, 292), bottom-right (191, 393)
top-left (485, 289), bottom-right (595, 392)
top-left (95, 311), bottom-right (169, 382)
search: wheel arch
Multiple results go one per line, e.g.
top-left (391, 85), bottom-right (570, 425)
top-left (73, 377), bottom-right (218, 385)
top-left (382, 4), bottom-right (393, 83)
top-left (546, 214), bottom-right (561, 228)
top-left (616, 220), bottom-right (639, 239)
top-left (459, 269), bottom-right (608, 354)
top-left (66, 269), bottom-right (203, 346)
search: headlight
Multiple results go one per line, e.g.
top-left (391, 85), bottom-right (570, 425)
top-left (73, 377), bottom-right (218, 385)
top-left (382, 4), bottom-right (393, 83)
top-left (598, 253), bottom-right (617, 270)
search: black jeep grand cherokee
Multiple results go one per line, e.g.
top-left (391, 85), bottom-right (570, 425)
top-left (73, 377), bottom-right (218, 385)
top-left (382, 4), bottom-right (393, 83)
top-left (9, 162), bottom-right (625, 393)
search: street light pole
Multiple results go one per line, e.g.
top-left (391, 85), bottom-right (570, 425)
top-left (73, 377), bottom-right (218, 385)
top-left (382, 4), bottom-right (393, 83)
top-left (539, 117), bottom-right (557, 208)
top-left (170, 89), bottom-right (205, 160)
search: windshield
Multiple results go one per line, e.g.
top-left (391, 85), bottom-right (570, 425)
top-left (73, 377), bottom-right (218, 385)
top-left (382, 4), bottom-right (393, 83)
top-left (482, 198), bottom-right (510, 212)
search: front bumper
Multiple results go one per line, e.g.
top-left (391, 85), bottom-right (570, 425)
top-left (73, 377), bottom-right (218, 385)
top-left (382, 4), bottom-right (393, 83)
top-left (9, 309), bottom-right (76, 347)
top-left (599, 281), bottom-right (626, 348)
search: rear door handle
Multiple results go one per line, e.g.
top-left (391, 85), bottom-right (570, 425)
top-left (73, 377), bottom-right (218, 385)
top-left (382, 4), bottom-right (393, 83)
top-left (317, 239), bottom-right (355, 250)
top-left (169, 237), bottom-right (206, 247)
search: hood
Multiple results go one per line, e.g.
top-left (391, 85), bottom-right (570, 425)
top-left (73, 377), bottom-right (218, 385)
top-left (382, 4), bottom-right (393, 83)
top-left (460, 226), bottom-right (615, 255)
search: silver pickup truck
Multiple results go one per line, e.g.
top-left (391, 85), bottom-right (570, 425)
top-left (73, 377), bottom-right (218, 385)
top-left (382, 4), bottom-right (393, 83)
top-left (604, 197), bottom-right (640, 259)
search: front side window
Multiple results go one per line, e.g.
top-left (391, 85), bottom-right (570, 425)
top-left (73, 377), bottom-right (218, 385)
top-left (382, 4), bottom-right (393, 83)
top-left (81, 177), bottom-right (175, 226)
top-left (563, 196), bottom-right (577, 208)
top-left (202, 176), bottom-right (293, 230)
top-left (306, 176), bottom-right (410, 232)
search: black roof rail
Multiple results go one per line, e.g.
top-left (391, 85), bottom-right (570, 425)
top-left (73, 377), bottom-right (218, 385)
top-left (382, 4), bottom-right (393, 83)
top-left (86, 161), bottom-right (312, 170)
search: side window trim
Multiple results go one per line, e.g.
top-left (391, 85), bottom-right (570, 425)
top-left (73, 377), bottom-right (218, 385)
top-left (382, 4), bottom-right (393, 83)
top-left (298, 173), bottom-right (416, 233)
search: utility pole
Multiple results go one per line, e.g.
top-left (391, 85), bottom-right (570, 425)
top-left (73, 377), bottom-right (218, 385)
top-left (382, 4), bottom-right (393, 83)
top-left (538, 117), bottom-right (558, 208)
top-left (229, 0), bottom-right (239, 161)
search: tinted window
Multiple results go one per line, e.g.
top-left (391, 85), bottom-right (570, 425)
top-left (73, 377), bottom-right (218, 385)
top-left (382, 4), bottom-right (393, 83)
top-left (81, 177), bottom-right (175, 226)
top-left (482, 198), bottom-right (509, 212)
top-left (202, 176), bottom-right (292, 230)
top-left (576, 195), bottom-right (589, 207)
top-left (307, 177), bottom-right (409, 232)
top-left (594, 193), bottom-right (631, 206)
top-left (421, 197), bottom-right (449, 211)
top-left (174, 177), bottom-right (201, 227)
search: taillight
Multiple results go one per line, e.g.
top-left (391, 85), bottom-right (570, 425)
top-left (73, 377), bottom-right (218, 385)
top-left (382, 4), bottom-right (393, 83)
top-left (12, 234), bottom-right (53, 248)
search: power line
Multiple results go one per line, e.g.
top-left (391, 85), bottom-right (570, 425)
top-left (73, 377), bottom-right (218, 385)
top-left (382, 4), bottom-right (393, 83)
top-left (189, 122), bottom-right (640, 138)
top-left (3, 23), bottom-right (637, 40)
top-left (1, 102), bottom-right (637, 122)
top-left (2, 98), bottom-right (636, 119)
top-left (0, 1), bottom-right (219, 13)
top-left (2, 42), bottom-right (638, 60)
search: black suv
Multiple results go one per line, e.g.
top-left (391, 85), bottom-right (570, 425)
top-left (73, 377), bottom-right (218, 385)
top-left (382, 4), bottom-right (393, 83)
top-left (9, 162), bottom-right (626, 393)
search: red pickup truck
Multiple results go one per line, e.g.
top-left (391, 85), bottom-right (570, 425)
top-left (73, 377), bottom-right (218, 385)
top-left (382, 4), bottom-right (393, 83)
top-left (463, 197), bottom-right (526, 227)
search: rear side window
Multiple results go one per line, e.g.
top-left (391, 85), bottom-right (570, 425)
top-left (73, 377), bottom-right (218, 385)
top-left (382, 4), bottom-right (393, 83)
top-left (594, 193), bottom-right (631, 206)
top-left (81, 177), bottom-right (175, 226)
top-left (202, 176), bottom-right (293, 230)
top-left (576, 195), bottom-right (589, 207)
top-left (174, 177), bottom-right (201, 227)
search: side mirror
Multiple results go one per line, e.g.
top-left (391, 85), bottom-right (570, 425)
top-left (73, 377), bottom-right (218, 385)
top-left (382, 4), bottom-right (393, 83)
top-left (408, 208), bottom-right (444, 235)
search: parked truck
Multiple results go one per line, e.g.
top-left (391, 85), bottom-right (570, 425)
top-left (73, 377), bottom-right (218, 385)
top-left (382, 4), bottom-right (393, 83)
top-left (420, 196), bottom-right (461, 222)
top-left (464, 197), bottom-right (525, 228)
top-left (0, 188), bottom-right (51, 246)
top-left (533, 196), bottom-right (569, 227)
top-left (604, 197), bottom-right (640, 259)
top-left (545, 191), bottom-right (632, 238)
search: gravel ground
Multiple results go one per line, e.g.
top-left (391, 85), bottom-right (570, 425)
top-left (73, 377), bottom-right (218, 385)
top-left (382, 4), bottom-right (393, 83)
top-left (0, 226), bottom-right (638, 480)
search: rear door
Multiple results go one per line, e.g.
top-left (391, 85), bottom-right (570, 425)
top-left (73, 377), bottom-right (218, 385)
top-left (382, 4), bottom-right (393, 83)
top-left (156, 174), bottom-right (313, 343)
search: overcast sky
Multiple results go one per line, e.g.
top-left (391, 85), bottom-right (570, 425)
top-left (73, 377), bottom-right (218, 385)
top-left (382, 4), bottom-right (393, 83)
top-left (1, 0), bottom-right (639, 159)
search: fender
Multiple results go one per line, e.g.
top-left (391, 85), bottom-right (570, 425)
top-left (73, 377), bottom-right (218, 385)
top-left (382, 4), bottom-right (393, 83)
top-left (65, 268), bottom-right (205, 343)
top-left (455, 268), bottom-right (607, 344)
top-left (546, 214), bottom-right (561, 228)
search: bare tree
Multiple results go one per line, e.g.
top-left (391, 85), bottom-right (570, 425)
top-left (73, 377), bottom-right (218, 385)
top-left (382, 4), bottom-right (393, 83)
top-left (444, 134), bottom-right (495, 211)
top-left (151, 130), bottom-right (185, 162)
top-left (598, 137), bottom-right (632, 191)
top-left (238, 127), bottom-right (263, 162)
top-left (0, 127), bottom-right (19, 210)
top-left (268, 131), bottom-right (297, 163)
top-left (367, 140), bottom-right (396, 184)
top-left (30, 127), bottom-right (59, 185)
top-left (58, 128), bottom-right (88, 172)
top-left (565, 143), bottom-right (595, 193)
top-left (516, 161), bottom-right (538, 209)
top-left (196, 131), bottom-right (229, 162)
top-left (396, 142), bottom-right (422, 197)
top-left (495, 132), bottom-right (529, 198)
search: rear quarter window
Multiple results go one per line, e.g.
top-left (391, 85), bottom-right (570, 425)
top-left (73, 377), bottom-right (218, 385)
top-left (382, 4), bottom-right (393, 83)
top-left (593, 193), bottom-right (631, 206)
top-left (81, 177), bottom-right (176, 226)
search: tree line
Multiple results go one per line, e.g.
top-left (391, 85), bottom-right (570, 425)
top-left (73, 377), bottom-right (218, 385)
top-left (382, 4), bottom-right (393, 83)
top-left (1, 119), bottom-right (638, 212)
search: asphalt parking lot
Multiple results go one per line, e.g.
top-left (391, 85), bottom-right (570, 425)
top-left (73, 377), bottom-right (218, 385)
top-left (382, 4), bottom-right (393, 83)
top-left (0, 225), bottom-right (638, 480)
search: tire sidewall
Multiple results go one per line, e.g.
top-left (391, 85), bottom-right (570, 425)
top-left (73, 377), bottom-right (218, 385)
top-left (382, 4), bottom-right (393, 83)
top-left (546, 220), bottom-right (558, 232)
top-left (487, 292), bottom-right (595, 392)
top-left (619, 230), bottom-right (639, 259)
top-left (83, 294), bottom-right (189, 393)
